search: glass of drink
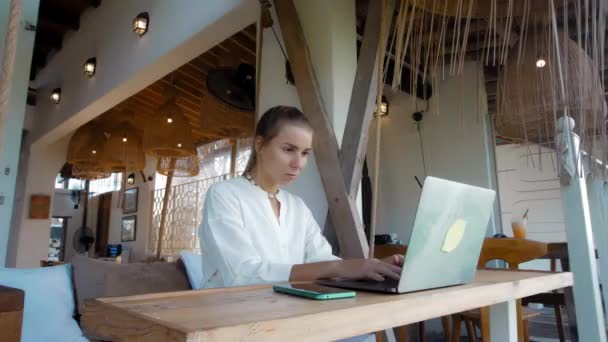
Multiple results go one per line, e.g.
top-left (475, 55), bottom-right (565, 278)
top-left (511, 219), bottom-right (527, 239)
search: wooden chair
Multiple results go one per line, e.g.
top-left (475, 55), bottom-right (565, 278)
top-left (373, 244), bottom-right (451, 342)
top-left (451, 238), bottom-right (548, 342)
top-left (521, 242), bottom-right (572, 342)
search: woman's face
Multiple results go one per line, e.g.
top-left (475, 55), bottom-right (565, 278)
top-left (256, 123), bottom-right (313, 185)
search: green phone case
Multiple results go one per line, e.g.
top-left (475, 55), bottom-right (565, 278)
top-left (272, 284), bottom-right (356, 300)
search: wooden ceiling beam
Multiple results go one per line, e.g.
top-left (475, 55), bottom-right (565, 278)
top-left (34, 31), bottom-right (64, 51)
top-left (241, 25), bottom-right (257, 41)
top-left (226, 37), bottom-right (256, 58)
top-left (37, 15), bottom-right (80, 33)
top-left (37, 1), bottom-right (81, 32)
top-left (231, 31), bottom-right (256, 54)
top-left (86, 0), bottom-right (102, 8)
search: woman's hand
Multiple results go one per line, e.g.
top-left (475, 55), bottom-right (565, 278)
top-left (382, 254), bottom-right (405, 267)
top-left (336, 258), bottom-right (402, 282)
top-left (289, 255), bottom-right (404, 282)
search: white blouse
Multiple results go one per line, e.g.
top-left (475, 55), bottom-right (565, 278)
top-left (199, 176), bottom-right (340, 288)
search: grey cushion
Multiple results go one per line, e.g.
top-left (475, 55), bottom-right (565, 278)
top-left (71, 255), bottom-right (191, 315)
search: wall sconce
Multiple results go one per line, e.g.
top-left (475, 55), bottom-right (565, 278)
top-left (375, 96), bottom-right (389, 117)
top-left (127, 173), bottom-right (135, 185)
top-left (51, 88), bottom-right (61, 104)
top-left (83, 57), bottom-right (96, 77)
top-left (133, 12), bottom-right (149, 36)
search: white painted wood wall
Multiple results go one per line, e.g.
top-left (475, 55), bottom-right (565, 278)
top-left (496, 144), bottom-right (567, 243)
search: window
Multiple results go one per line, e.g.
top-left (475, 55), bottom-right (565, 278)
top-left (48, 217), bottom-right (68, 262)
top-left (55, 173), bottom-right (122, 194)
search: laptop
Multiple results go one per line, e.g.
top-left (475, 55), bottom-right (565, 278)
top-left (318, 176), bottom-right (496, 294)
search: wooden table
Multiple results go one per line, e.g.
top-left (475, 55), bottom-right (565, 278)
top-left (0, 285), bottom-right (25, 342)
top-left (82, 270), bottom-right (573, 342)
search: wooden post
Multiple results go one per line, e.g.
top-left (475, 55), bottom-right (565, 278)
top-left (587, 176), bottom-right (608, 323)
top-left (339, 0), bottom-right (386, 198)
top-left (156, 159), bottom-right (175, 261)
top-left (275, 0), bottom-right (368, 258)
top-left (560, 174), bottom-right (607, 341)
top-left (548, 3), bottom-right (607, 338)
top-left (321, 0), bottom-right (394, 260)
top-left (230, 138), bottom-right (238, 177)
top-left (0, 0), bottom-right (21, 158)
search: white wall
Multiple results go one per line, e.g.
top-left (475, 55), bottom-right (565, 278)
top-left (29, 0), bottom-right (258, 147)
top-left (368, 62), bottom-right (499, 243)
top-left (12, 136), bottom-right (70, 267)
top-left (496, 144), bottom-right (566, 242)
top-left (259, 0), bottom-right (357, 228)
top-left (0, 0), bottom-right (39, 266)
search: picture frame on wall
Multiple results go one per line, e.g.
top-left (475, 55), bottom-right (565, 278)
top-left (123, 187), bottom-right (138, 214)
top-left (29, 194), bottom-right (51, 219)
top-left (121, 215), bottom-right (137, 242)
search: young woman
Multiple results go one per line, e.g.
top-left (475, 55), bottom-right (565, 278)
top-left (199, 105), bottom-right (403, 289)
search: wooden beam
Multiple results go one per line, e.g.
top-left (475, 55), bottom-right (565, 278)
top-left (156, 161), bottom-right (175, 261)
top-left (275, 0), bottom-right (368, 258)
top-left (87, 0), bottom-right (102, 8)
top-left (37, 16), bottom-right (79, 33)
top-left (340, 0), bottom-right (386, 198)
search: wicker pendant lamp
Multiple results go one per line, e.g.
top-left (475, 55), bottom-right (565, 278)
top-left (496, 31), bottom-right (605, 144)
top-left (143, 85), bottom-right (196, 158)
top-left (156, 154), bottom-right (200, 177)
top-left (100, 121), bottom-right (146, 172)
top-left (67, 122), bottom-right (110, 180)
top-left (72, 163), bottom-right (111, 180)
top-left (199, 92), bottom-right (254, 139)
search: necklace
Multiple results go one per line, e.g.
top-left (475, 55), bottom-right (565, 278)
top-left (245, 173), bottom-right (279, 199)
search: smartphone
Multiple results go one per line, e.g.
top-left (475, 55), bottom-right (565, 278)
top-left (272, 283), bottom-right (356, 300)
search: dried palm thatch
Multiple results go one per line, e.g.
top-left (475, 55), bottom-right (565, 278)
top-left (385, 0), bottom-right (607, 178)
top-left (496, 31), bottom-right (606, 147)
top-left (156, 154), bottom-right (200, 177)
top-left (143, 85), bottom-right (197, 159)
top-left (411, 0), bottom-right (567, 19)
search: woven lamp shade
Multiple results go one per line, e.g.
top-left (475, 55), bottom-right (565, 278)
top-left (156, 154), bottom-right (200, 177)
top-left (72, 163), bottom-right (111, 180)
top-left (100, 122), bottom-right (146, 172)
top-left (496, 32), bottom-right (605, 143)
top-left (143, 96), bottom-right (197, 158)
top-left (67, 122), bottom-right (110, 179)
top-left (199, 93), bottom-right (254, 139)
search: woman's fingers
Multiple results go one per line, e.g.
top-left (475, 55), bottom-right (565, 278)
top-left (368, 260), bottom-right (401, 280)
top-left (379, 264), bottom-right (401, 280)
top-left (383, 254), bottom-right (405, 266)
top-left (368, 272), bottom-right (385, 282)
top-left (393, 254), bottom-right (404, 266)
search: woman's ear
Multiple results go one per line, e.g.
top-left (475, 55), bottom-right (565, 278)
top-left (254, 136), bottom-right (264, 153)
